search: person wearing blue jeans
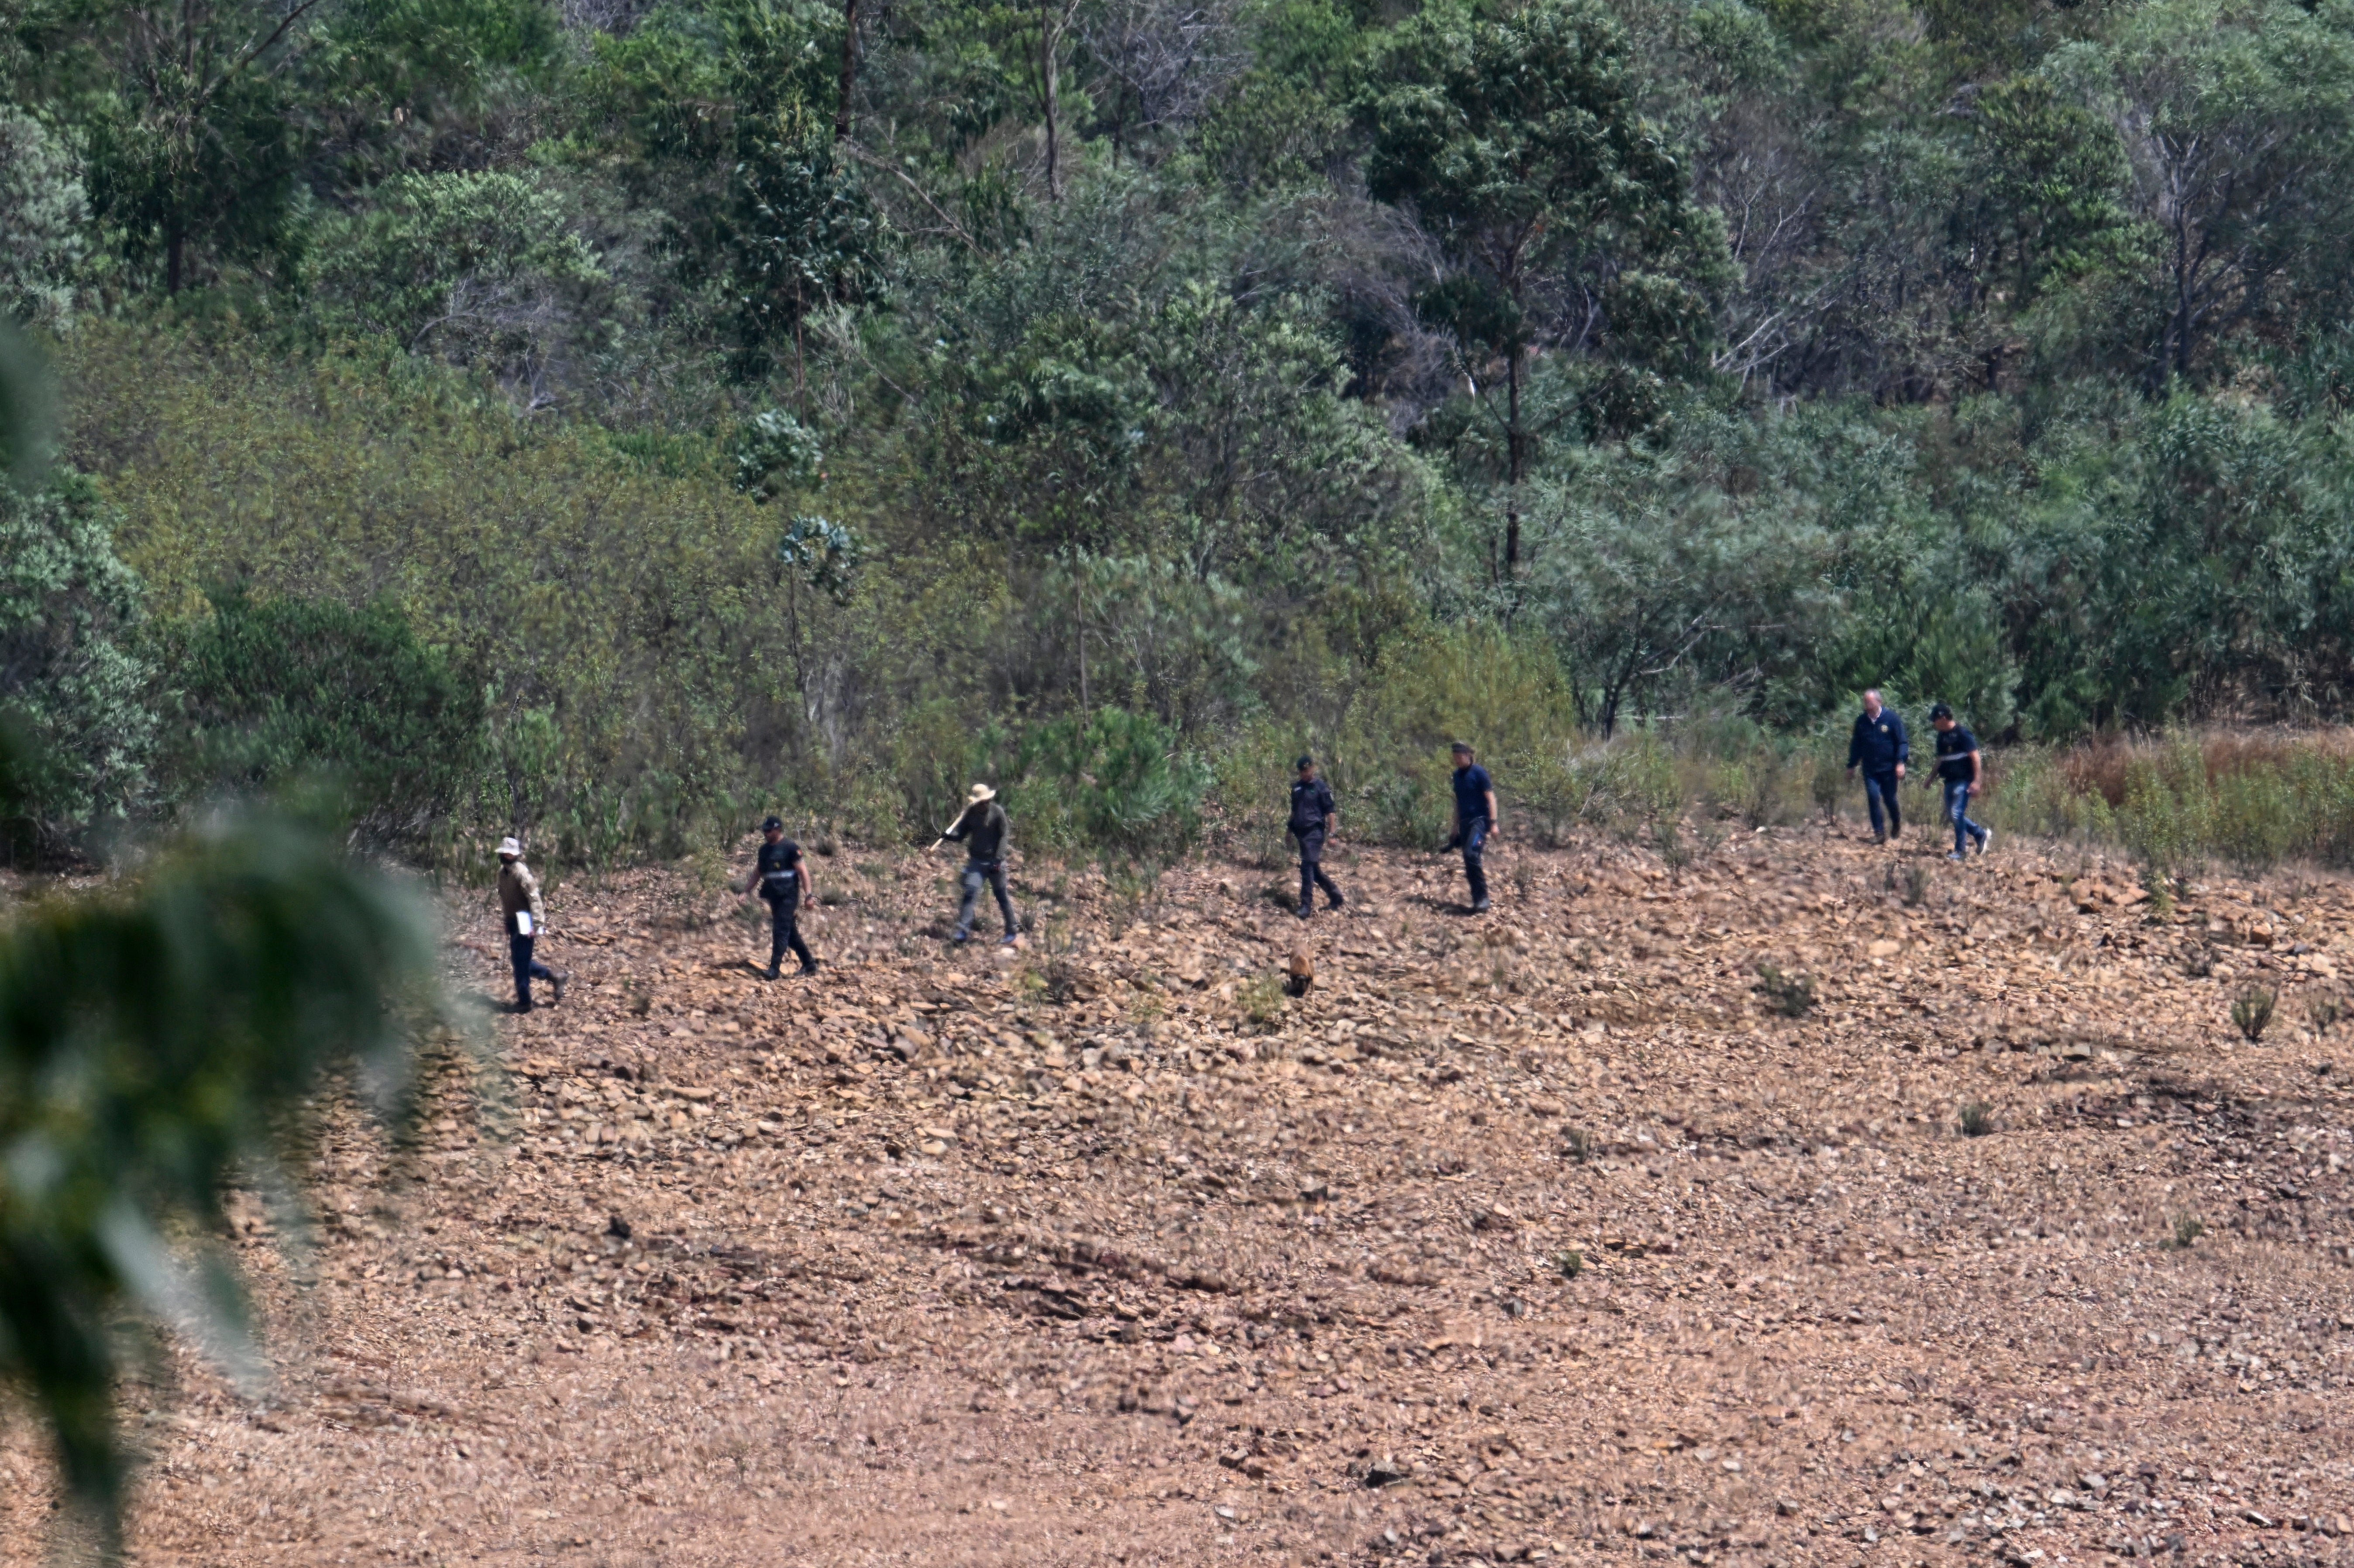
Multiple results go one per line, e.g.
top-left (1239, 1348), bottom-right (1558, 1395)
top-left (496, 836), bottom-right (566, 1011)
top-left (1928, 703), bottom-right (1991, 860)
top-left (1845, 688), bottom-right (1909, 843)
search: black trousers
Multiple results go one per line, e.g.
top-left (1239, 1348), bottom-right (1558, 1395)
top-left (766, 897), bottom-right (814, 971)
top-left (1293, 828), bottom-right (1343, 908)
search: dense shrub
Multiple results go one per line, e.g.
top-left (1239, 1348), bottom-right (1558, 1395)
top-left (0, 468), bottom-right (151, 854)
top-left (157, 588), bottom-right (488, 853)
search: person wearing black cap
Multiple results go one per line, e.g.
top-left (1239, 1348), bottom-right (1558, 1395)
top-left (740, 816), bottom-right (817, 979)
top-left (1445, 742), bottom-right (1498, 912)
top-left (1927, 703), bottom-right (1991, 860)
top-left (1287, 756), bottom-right (1344, 919)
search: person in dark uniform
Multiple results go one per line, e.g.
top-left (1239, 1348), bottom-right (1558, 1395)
top-left (1287, 755), bottom-right (1345, 920)
top-left (739, 816), bottom-right (818, 979)
top-left (943, 783), bottom-right (1018, 945)
top-left (1927, 702), bottom-right (1992, 860)
top-left (1445, 741), bottom-right (1498, 912)
top-left (1845, 688), bottom-right (1909, 843)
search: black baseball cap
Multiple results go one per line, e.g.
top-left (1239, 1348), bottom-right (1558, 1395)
top-left (1928, 703), bottom-right (1953, 720)
top-left (1296, 754), bottom-right (1315, 770)
top-left (761, 815), bottom-right (783, 831)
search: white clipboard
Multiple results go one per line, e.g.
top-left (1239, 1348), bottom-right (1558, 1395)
top-left (515, 911), bottom-right (533, 936)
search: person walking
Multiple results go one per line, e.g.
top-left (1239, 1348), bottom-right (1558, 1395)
top-left (496, 836), bottom-right (566, 1012)
top-left (1845, 688), bottom-right (1910, 843)
top-left (740, 816), bottom-right (819, 979)
top-left (1445, 741), bottom-right (1498, 913)
top-left (1927, 703), bottom-right (1991, 860)
top-left (942, 784), bottom-right (1018, 946)
top-left (1287, 755), bottom-right (1345, 920)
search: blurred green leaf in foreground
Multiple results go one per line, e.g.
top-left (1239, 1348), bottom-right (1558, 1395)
top-left (0, 798), bottom-right (441, 1551)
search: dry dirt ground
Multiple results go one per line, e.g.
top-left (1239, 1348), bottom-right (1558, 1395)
top-left (8, 820), bottom-right (2354, 1568)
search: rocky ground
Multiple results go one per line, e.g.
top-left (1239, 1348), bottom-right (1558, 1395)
top-left (7, 819), bottom-right (2354, 1568)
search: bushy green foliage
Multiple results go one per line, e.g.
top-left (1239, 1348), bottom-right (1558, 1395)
top-left (158, 588), bottom-right (489, 853)
top-left (1013, 706), bottom-right (1208, 863)
top-left (14, 0), bottom-right (2354, 870)
top-left (0, 468), bottom-right (152, 853)
top-left (0, 109), bottom-right (89, 325)
top-left (304, 169), bottom-right (605, 385)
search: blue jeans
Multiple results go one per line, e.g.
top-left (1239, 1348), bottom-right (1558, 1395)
top-left (509, 932), bottom-right (555, 1010)
top-left (955, 860), bottom-right (1016, 937)
top-left (1454, 816), bottom-right (1490, 903)
top-left (1862, 771), bottom-right (1902, 837)
top-left (1944, 779), bottom-right (1987, 854)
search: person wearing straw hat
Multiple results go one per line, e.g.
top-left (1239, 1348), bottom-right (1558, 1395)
top-left (739, 816), bottom-right (819, 979)
top-left (942, 783), bottom-right (1017, 945)
top-left (496, 836), bottom-right (566, 1011)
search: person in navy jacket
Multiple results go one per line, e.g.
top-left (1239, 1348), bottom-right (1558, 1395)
top-left (1844, 689), bottom-right (1909, 843)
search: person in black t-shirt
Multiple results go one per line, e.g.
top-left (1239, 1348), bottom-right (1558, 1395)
top-left (739, 816), bottom-right (818, 979)
top-left (1445, 741), bottom-right (1499, 912)
top-left (1287, 756), bottom-right (1345, 919)
top-left (943, 783), bottom-right (1018, 944)
top-left (1927, 703), bottom-right (1991, 860)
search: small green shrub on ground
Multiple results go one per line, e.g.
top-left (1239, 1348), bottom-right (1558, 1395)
top-left (1755, 963), bottom-right (1816, 1018)
top-left (2231, 986), bottom-right (2277, 1042)
top-left (1958, 1101), bottom-right (1993, 1137)
top-left (2162, 1214), bottom-right (2206, 1251)
top-left (1238, 970), bottom-right (1287, 1030)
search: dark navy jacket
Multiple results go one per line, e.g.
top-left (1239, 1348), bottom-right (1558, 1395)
top-left (1288, 777), bottom-right (1336, 836)
top-left (1847, 708), bottom-right (1910, 773)
top-left (1452, 763), bottom-right (1494, 824)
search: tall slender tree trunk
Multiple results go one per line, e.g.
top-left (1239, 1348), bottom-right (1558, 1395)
top-left (833, 0), bottom-right (860, 141)
top-left (1504, 349), bottom-right (1524, 576)
top-left (1041, 0), bottom-right (1062, 200)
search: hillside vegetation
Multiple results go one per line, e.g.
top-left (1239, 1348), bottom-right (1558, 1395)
top-left (9, 0), bottom-right (2354, 864)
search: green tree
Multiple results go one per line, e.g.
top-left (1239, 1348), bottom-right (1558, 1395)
top-left (1361, 0), bottom-right (1727, 576)
top-left (2051, 0), bottom-right (2354, 386)
top-left (728, 107), bottom-right (887, 393)
top-left (303, 169), bottom-right (606, 402)
top-left (0, 108), bottom-right (91, 325)
top-left (0, 469), bottom-right (153, 856)
top-left (78, 0), bottom-right (331, 291)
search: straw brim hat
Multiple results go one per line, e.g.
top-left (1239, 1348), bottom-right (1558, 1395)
top-left (496, 836), bottom-right (523, 859)
top-left (966, 784), bottom-right (996, 804)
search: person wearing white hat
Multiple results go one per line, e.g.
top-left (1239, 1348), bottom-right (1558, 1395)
top-left (496, 836), bottom-right (565, 1011)
top-left (940, 783), bottom-right (1017, 945)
